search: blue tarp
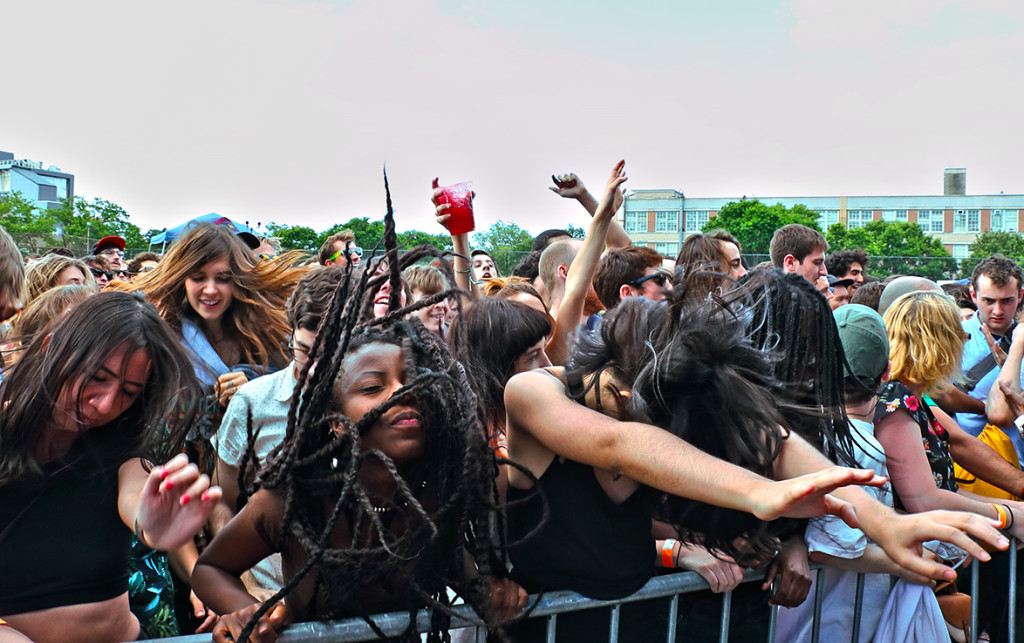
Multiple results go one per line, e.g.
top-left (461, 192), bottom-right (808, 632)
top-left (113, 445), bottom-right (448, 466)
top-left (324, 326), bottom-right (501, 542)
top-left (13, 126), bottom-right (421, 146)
top-left (149, 213), bottom-right (258, 246)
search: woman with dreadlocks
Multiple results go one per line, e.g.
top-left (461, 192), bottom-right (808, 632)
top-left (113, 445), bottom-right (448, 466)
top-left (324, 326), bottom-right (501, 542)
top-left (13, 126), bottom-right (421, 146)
top-left (192, 179), bottom-right (527, 643)
top-left (501, 162), bottom-right (1008, 642)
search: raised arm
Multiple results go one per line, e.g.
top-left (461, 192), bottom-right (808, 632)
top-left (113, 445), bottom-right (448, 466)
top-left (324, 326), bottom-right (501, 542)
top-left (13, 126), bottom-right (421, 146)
top-left (986, 323), bottom-right (1024, 427)
top-left (431, 178), bottom-right (479, 300)
top-left (546, 161), bottom-right (626, 365)
top-left (934, 404), bottom-right (1024, 498)
top-left (550, 172), bottom-right (631, 249)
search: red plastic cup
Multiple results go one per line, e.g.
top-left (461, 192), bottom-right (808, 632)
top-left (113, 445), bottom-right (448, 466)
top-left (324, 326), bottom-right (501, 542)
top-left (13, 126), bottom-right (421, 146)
top-left (438, 182), bottom-right (474, 235)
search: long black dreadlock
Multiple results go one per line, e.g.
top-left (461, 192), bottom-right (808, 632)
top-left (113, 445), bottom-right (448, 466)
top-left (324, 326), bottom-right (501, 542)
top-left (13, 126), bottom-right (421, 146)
top-left (236, 169), bottom-right (503, 642)
top-left (725, 269), bottom-right (859, 467)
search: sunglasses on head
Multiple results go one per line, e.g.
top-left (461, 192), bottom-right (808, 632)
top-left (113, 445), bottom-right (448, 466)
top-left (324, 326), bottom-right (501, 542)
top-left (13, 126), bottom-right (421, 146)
top-left (328, 244), bottom-right (363, 263)
top-left (631, 271), bottom-right (670, 288)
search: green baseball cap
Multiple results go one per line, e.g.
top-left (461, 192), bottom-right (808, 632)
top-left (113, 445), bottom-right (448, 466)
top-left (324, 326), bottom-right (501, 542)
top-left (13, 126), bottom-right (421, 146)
top-left (833, 304), bottom-right (889, 382)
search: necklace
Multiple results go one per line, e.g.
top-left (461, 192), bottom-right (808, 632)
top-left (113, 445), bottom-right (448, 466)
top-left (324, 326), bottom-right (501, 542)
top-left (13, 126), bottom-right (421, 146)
top-left (371, 479), bottom-right (428, 513)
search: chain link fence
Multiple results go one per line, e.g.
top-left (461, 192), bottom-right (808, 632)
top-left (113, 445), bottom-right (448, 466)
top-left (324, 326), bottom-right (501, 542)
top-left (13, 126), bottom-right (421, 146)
top-left (8, 231), bottom-right (150, 258)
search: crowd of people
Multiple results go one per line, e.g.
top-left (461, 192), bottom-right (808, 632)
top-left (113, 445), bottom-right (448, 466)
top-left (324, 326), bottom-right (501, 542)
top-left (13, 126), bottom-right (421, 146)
top-left (2, 161), bottom-right (1024, 643)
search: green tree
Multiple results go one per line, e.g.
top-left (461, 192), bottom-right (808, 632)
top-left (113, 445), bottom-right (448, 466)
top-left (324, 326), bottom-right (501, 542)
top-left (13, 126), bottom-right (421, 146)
top-left (266, 222), bottom-right (321, 252)
top-left (472, 220), bottom-right (534, 253)
top-left (397, 230), bottom-right (451, 250)
top-left (826, 220), bottom-right (954, 280)
top-left (565, 223), bottom-right (586, 239)
top-left (0, 193), bottom-right (144, 254)
top-left (321, 218), bottom-right (387, 252)
top-left (961, 231), bottom-right (1024, 276)
top-left (702, 200), bottom-right (821, 256)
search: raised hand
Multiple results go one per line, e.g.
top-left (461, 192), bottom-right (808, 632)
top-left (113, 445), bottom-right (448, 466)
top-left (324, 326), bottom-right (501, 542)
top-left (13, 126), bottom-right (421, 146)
top-left (549, 173), bottom-right (588, 200)
top-left (136, 454), bottom-right (223, 551)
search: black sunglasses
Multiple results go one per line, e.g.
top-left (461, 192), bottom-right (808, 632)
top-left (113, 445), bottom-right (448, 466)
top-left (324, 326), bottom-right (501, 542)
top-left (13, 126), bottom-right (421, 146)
top-left (631, 271), bottom-right (670, 288)
top-left (90, 268), bottom-right (113, 280)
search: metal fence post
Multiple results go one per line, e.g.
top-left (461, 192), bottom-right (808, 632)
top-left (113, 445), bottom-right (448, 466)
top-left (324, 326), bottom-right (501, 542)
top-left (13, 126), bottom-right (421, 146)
top-left (1010, 545), bottom-right (1017, 643)
top-left (810, 567), bottom-right (824, 643)
top-left (717, 590), bottom-right (733, 643)
top-left (850, 573), bottom-right (865, 643)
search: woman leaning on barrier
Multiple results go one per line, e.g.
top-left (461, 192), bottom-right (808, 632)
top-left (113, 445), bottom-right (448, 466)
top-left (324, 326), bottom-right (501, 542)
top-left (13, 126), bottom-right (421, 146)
top-left (501, 161), bottom-right (1009, 643)
top-left (877, 289), bottom-right (1024, 642)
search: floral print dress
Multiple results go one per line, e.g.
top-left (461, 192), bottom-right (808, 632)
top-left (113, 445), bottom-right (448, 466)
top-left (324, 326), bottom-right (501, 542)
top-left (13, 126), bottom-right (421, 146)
top-left (874, 381), bottom-right (958, 511)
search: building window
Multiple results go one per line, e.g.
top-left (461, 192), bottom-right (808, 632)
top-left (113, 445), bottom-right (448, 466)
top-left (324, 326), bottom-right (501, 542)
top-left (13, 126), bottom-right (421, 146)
top-left (814, 209), bottom-right (839, 231)
top-left (654, 211), bottom-right (679, 233)
top-left (991, 210), bottom-right (1019, 233)
top-left (685, 210), bottom-right (709, 233)
top-left (951, 244), bottom-right (969, 260)
top-left (917, 209), bottom-right (944, 234)
top-left (882, 209), bottom-right (908, 223)
top-left (847, 210), bottom-right (873, 229)
top-left (624, 210), bottom-right (646, 233)
top-left (954, 210), bottom-right (980, 234)
top-left (654, 242), bottom-right (678, 257)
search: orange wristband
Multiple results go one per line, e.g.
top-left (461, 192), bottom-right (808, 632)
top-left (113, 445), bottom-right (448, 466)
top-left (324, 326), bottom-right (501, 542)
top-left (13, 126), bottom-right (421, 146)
top-left (661, 538), bottom-right (678, 568)
top-left (992, 503), bottom-right (1009, 529)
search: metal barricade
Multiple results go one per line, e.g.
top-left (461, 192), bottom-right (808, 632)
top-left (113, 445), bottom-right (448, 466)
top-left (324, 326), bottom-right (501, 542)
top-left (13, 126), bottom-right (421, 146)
top-left (153, 552), bottom-right (1021, 643)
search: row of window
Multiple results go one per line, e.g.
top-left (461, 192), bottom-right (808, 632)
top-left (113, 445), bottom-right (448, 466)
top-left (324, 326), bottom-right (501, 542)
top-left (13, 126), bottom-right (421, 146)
top-left (628, 209), bottom-right (1021, 235)
top-left (625, 210), bottom-right (710, 234)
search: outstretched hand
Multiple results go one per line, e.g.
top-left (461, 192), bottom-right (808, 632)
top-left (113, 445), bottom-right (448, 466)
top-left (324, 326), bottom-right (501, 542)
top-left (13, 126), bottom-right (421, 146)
top-left (872, 510), bottom-right (1007, 582)
top-left (136, 454), bottom-right (222, 551)
top-left (750, 466), bottom-right (885, 524)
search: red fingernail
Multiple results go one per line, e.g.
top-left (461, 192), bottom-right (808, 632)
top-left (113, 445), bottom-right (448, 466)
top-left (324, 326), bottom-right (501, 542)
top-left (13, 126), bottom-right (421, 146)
top-left (158, 467), bottom-right (169, 479)
top-left (180, 494), bottom-right (191, 505)
top-left (201, 492), bottom-right (211, 502)
top-left (162, 480), bottom-right (174, 491)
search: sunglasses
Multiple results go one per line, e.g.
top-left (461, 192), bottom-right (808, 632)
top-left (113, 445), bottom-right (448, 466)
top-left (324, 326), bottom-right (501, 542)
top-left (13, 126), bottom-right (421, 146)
top-left (99, 248), bottom-right (125, 258)
top-left (328, 244), bottom-right (363, 263)
top-left (631, 271), bottom-right (670, 288)
top-left (90, 268), bottom-right (113, 280)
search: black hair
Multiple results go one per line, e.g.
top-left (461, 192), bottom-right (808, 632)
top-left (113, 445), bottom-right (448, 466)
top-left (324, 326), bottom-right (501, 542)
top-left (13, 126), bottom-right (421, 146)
top-left (628, 298), bottom-right (796, 559)
top-left (235, 172), bottom-right (505, 642)
top-left (449, 298), bottom-right (552, 433)
top-left (728, 269), bottom-right (858, 466)
top-left (531, 229), bottom-right (571, 252)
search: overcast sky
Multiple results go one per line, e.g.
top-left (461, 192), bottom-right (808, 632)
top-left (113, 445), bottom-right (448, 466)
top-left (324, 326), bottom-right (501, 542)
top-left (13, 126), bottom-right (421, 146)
top-left (4, 0), bottom-right (1024, 237)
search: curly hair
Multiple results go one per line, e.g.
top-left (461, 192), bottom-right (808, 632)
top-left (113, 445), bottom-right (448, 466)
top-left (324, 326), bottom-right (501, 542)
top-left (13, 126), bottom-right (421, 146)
top-left (884, 290), bottom-right (966, 394)
top-left (122, 223), bottom-right (305, 369)
top-left (972, 254), bottom-right (1024, 291)
top-left (825, 249), bottom-right (869, 278)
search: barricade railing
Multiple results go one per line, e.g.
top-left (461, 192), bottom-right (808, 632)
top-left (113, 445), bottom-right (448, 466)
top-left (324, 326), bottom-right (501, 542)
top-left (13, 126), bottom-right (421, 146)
top-left (153, 548), bottom-right (1019, 643)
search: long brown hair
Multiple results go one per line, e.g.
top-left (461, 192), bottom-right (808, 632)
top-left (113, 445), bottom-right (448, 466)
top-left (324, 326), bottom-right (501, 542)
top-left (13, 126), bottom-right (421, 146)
top-left (124, 223), bottom-right (305, 368)
top-left (0, 291), bottom-right (201, 484)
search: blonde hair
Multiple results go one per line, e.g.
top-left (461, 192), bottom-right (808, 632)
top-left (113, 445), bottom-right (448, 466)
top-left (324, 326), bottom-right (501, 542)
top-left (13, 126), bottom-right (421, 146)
top-left (24, 255), bottom-right (96, 302)
top-left (884, 290), bottom-right (966, 393)
top-left (402, 264), bottom-right (448, 296)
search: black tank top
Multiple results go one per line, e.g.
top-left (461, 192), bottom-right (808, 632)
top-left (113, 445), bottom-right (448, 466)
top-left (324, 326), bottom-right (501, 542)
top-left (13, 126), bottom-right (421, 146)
top-left (507, 457), bottom-right (654, 600)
